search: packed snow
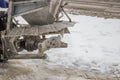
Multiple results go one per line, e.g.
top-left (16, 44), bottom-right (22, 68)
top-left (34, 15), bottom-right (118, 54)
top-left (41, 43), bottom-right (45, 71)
top-left (16, 14), bottom-right (120, 74)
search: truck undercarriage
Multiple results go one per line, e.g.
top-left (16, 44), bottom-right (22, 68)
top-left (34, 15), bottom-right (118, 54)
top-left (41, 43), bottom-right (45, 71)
top-left (0, 0), bottom-right (74, 62)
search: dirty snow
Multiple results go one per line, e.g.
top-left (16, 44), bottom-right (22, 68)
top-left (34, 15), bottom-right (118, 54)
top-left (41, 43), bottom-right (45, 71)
top-left (16, 14), bottom-right (120, 74)
top-left (45, 14), bottom-right (120, 73)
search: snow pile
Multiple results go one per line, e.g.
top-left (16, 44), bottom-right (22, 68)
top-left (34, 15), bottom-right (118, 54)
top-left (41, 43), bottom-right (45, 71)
top-left (45, 14), bottom-right (120, 73)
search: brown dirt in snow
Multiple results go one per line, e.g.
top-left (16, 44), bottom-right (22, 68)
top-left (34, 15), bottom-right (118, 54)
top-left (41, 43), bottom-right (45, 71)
top-left (0, 60), bottom-right (119, 80)
top-left (64, 0), bottom-right (120, 18)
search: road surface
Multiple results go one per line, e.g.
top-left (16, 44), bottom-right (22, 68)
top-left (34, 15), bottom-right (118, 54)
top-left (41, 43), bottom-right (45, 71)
top-left (64, 0), bottom-right (120, 18)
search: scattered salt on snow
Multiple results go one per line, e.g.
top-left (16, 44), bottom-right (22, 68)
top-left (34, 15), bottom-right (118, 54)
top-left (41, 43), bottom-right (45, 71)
top-left (45, 14), bottom-right (120, 73)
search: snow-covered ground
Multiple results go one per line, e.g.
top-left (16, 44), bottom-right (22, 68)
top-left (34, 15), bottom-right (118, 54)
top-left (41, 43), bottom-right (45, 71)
top-left (16, 14), bottom-right (120, 73)
top-left (45, 14), bottom-right (120, 74)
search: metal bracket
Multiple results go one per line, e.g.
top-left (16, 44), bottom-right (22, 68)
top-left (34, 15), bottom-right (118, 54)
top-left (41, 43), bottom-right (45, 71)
top-left (38, 35), bottom-right (67, 56)
top-left (5, 36), bottom-right (67, 59)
